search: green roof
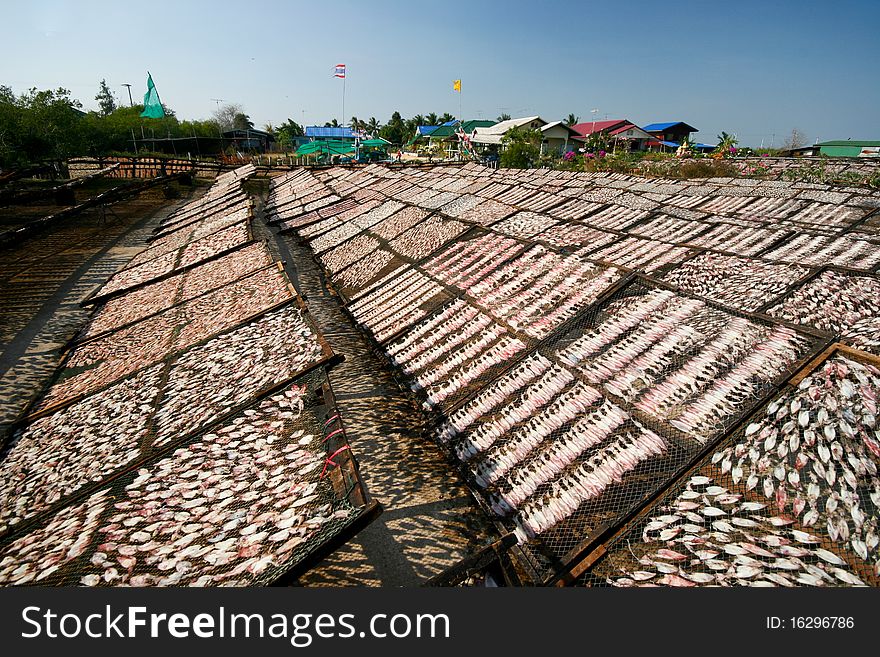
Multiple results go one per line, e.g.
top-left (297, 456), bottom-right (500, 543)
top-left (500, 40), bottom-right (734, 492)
top-left (817, 140), bottom-right (880, 147)
top-left (462, 119), bottom-right (496, 132)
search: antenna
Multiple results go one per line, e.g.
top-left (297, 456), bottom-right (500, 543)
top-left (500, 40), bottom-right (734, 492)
top-left (211, 98), bottom-right (225, 110)
top-left (121, 83), bottom-right (133, 107)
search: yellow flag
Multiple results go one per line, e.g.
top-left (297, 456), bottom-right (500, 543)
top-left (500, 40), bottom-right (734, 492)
top-left (453, 79), bottom-right (461, 92)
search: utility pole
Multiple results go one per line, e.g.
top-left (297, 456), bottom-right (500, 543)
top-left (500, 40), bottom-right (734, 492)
top-left (121, 84), bottom-right (133, 107)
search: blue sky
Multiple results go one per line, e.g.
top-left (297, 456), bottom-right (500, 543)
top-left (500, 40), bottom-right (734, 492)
top-left (1, 0), bottom-right (878, 146)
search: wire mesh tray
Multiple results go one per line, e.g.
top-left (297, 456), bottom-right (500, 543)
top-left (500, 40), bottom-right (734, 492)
top-left (760, 266), bottom-right (880, 356)
top-left (83, 222), bottom-right (254, 306)
top-left (381, 297), bottom-right (533, 414)
top-left (72, 242), bottom-right (276, 346)
top-left (35, 267), bottom-right (295, 414)
top-left (2, 302), bottom-right (338, 543)
top-left (659, 252), bottom-right (811, 313)
top-left (455, 244), bottom-right (626, 341)
top-left (331, 253), bottom-right (409, 306)
top-left (759, 232), bottom-right (880, 271)
top-left (149, 199), bottom-right (251, 247)
top-left (346, 266), bottom-right (453, 344)
top-left (419, 228), bottom-right (529, 291)
top-left (0, 368), bottom-right (381, 586)
top-left (578, 344), bottom-right (880, 587)
top-left (538, 275), bottom-right (829, 446)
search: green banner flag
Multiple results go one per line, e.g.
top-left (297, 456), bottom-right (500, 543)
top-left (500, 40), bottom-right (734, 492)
top-left (140, 72), bottom-right (165, 118)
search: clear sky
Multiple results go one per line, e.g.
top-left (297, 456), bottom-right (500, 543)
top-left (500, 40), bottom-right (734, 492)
top-left (2, 0), bottom-right (878, 146)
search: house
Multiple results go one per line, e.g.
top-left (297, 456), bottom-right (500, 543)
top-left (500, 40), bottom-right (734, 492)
top-left (642, 121), bottom-right (698, 151)
top-left (540, 121), bottom-right (580, 155)
top-left (816, 140), bottom-right (880, 157)
top-left (410, 120), bottom-right (496, 158)
top-left (569, 119), bottom-right (654, 152)
top-left (221, 128), bottom-right (275, 153)
top-left (471, 116), bottom-right (548, 146)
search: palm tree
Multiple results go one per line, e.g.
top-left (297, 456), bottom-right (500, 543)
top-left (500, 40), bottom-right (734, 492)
top-left (439, 112), bottom-right (455, 124)
top-left (716, 131), bottom-right (738, 153)
top-left (412, 114), bottom-right (426, 127)
top-left (426, 112), bottom-right (439, 125)
top-left (497, 113), bottom-right (512, 122)
top-left (366, 117), bottom-right (381, 135)
top-left (323, 118), bottom-right (339, 128)
top-left (350, 116), bottom-right (363, 131)
top-left (565, 113), bottom-right (579, 126)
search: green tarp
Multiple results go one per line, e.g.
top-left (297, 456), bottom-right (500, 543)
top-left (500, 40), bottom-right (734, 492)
top-left (140, 73), bottom-right (165, 119)
top-left (294, 141), bottom-right (355, 156)
top-left (359, 138), bottom-right (390, 148)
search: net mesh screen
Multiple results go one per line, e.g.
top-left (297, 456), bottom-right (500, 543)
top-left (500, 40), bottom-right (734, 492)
top-left (0, 369), bottom-right (370, 587)
top-left (36, 267), bottom-right (294, 413)
top-left (582, 351), bottom-right (880, 588)
top-left (660, 252), bottom-right (810, 313)
top-left (766, 268), bottom-right (880, 356)
top-left (1, 304), bottom-right (333, 543)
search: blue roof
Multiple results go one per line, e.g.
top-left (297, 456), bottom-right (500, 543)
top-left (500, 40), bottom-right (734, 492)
top-left (659, 140), bottom-right (679, 147)
top-left (642, 121), bottom-right (697, 133)
top-left (694, 143), bottom-right (716, 149)
top-left (305, 126), bottom-right (356, 138)
top-left (442, 119), bottom-right (459, 126)
top-left (417, 125), bottom-right (439, 135)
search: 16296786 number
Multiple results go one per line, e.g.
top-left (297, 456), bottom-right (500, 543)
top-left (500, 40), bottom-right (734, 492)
top-left (790, 617), bottom-right (854, 629)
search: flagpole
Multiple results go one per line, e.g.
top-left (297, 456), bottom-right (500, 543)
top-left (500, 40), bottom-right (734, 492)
top-left (342, 74), bottom-right (345, 130)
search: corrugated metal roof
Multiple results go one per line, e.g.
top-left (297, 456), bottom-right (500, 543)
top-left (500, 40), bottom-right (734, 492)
top-left (570, 120), bottom-right (626, 136)
top-left (541, 121), bottom-right (578, 135)
top-left (417, 126), bottom-right (439, 136)
top-left (474, 116), bottom-right (545, 136)
top-left (305, 126), bottom-right (356, 138)
top-left (642, 121), bottom-right (697, 133)
top-left (817, 140), bottom-right (880, 147)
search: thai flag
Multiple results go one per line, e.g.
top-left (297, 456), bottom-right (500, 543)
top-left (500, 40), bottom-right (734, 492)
top-left (334, 64), bottom-right (346, 79)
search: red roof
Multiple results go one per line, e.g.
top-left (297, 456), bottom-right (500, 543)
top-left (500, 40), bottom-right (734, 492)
top-left (609, 123), bottom-right (641, 136)
top-left (570, 120), bottom-right (627, 136)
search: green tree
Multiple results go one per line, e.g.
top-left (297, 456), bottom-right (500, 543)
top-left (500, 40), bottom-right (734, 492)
top-left (565, 113), bottom-right (579, 125)
top-left (233, 113), bottom-right (253, 130)
top-left (95, 79), bottom-right (117, 116)
top-left (0, 86), bottom-right (88, 166)
top-left (497, 113), bottom-right (512, 122)
top-left (365, 117), bottom-right (381, 135)
top-left (276, 119), bottom-right (304, 149)
top-left (426, 112), bottom-right (438, 125)
top-left (583, 131), bottom-right (612, 154)
top-left (499, 126), bottom-right (541, 168)
top-left (379, 111), bottom-right (407, 145)
top-left (438, 112), bottom-right (455, 124)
